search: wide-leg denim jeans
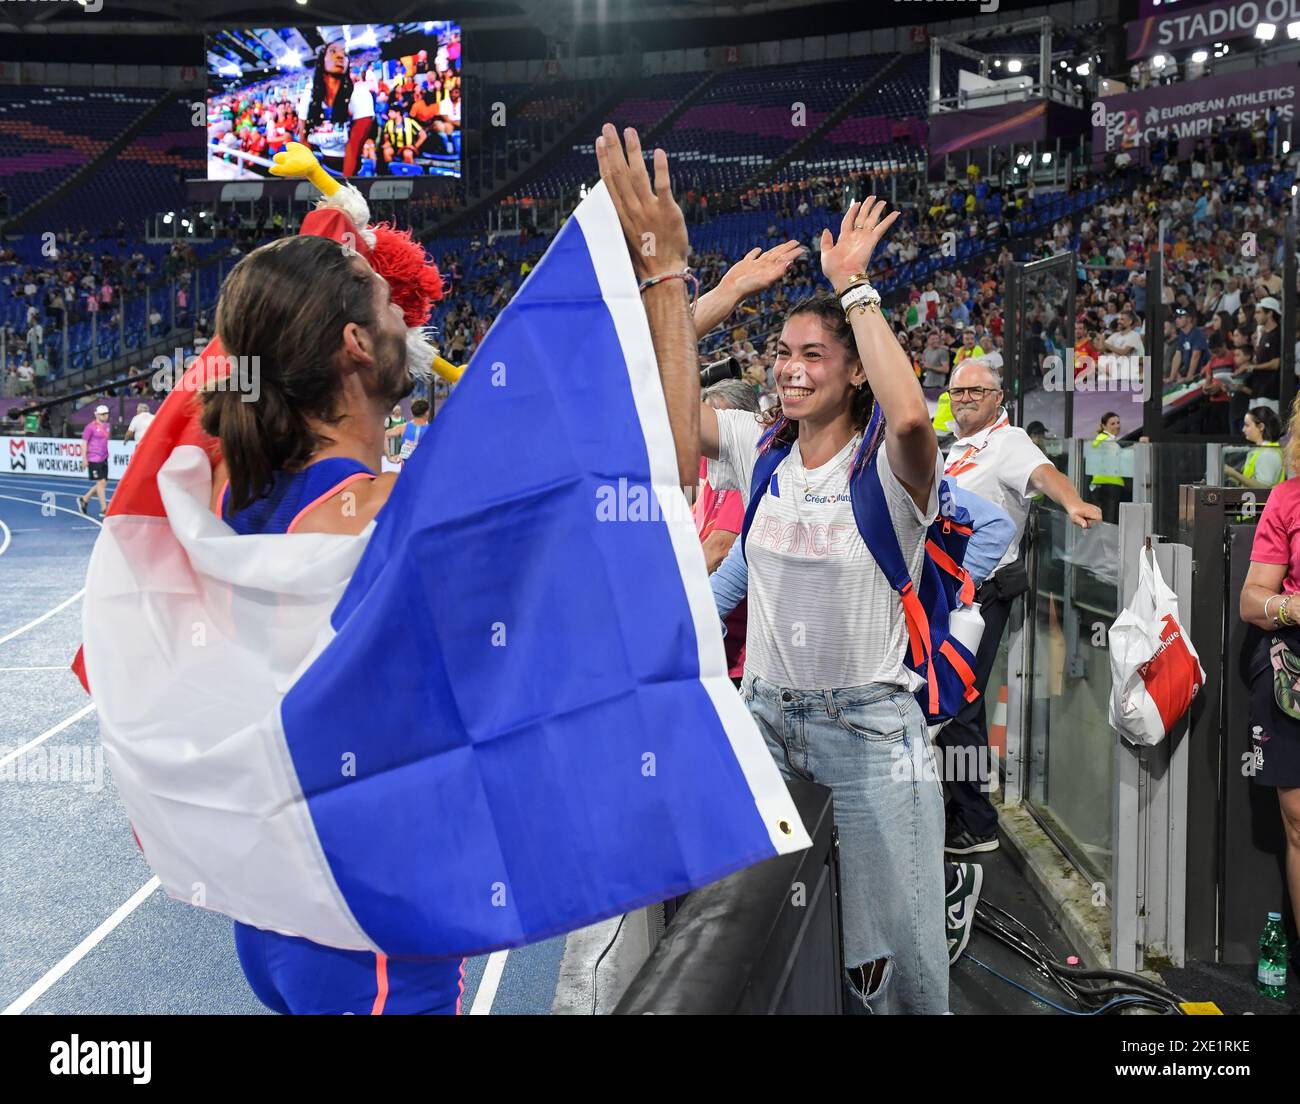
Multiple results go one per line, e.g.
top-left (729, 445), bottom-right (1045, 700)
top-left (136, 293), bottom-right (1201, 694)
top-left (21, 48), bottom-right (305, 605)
top-left (741, 672), bottom-right (948, 1014)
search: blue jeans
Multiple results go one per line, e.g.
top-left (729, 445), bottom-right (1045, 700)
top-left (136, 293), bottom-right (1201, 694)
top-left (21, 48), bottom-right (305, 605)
top-left (742, 673), bottom-right (948, 1014)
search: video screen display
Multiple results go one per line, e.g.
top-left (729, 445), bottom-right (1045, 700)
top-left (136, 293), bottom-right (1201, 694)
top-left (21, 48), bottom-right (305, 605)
top-left (206, 22), bottom-right (461, 182)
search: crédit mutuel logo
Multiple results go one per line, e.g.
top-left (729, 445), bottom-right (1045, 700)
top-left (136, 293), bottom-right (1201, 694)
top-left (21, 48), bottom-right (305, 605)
top-left (4, 0), bottom-right (104, 13)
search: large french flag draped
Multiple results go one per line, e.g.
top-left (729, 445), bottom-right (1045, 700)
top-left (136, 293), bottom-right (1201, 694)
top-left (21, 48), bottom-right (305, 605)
top-left (80, 182), bottom-right (809, 957)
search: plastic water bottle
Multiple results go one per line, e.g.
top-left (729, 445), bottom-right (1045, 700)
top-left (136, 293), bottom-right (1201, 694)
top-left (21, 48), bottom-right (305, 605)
top-left (947, 601), bottom-right (985, 657)
top-left (1257, 912), bottom-right (1288, 1000)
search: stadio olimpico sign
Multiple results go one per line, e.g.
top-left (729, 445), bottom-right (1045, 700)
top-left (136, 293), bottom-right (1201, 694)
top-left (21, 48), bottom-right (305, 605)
top-left (1129, 0), bottom-right (1300, 59)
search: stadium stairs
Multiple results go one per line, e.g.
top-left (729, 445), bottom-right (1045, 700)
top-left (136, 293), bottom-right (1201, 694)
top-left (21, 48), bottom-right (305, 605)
top-left (742, 53), bottom-right (910, 190)
top-left (636, 70), bottom-right (720, 149)
top-left (3, 86), bottom-right (186, 236)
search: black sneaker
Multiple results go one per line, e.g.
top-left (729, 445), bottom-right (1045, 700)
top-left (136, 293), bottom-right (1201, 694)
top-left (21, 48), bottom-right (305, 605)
top-left (945, 825), bottom-right (999, 855)
top-left (76, 496), bottom-right (88, 515)
top-left (946, 861), bottom-right (983, 965)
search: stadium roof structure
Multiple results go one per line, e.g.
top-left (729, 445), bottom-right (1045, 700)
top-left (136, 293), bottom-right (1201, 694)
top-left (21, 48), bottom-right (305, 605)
top-left (2, 0), bottom-right (873, 36)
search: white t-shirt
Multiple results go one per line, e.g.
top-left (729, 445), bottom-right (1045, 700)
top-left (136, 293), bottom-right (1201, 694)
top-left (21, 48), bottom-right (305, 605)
top-left (1105, 329), bottom-right (1144, 358)
top-left (298, 82), bottom-right (375, 128)
top-left (127, 411), bottom-right (154, 440)
top-left (714, 409), bottom-right (940, 691)
top-left (944, 412), bottom-right (1050, 571)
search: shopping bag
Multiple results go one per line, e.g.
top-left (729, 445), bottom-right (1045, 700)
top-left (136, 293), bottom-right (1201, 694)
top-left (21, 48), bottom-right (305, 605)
top-left (1108, 546), bottom-right (1205, 746)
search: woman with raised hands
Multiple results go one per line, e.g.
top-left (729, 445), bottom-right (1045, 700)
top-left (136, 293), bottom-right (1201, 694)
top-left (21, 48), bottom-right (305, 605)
top-left (696, 197), bottom-right (948, 1014)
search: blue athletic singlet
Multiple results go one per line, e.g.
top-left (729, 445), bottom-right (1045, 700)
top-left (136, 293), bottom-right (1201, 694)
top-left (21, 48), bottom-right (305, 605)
top-left (224, 456), bottom-right (464, 1015)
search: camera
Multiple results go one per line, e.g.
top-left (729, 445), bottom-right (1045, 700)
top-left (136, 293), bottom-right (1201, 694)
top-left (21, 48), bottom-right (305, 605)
top-left (699, 355), bottom-right (742, 388)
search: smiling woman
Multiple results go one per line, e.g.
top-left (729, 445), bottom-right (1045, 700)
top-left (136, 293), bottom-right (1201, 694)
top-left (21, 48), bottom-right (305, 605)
top-left (693, 198), bottom-right (952, 1014)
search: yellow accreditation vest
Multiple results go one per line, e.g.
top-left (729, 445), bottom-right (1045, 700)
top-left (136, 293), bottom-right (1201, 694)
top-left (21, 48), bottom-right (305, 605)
top-left (1090, 431), bottom-right (1125, 487)
top-left (932, 390), bottom-right (954, 434)
top-left (1243, 441), bottom-right (1283, 487)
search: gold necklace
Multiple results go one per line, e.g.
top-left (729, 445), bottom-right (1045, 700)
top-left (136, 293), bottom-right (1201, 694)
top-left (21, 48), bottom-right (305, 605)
top-left (798, 440), bottom-right (856, 496)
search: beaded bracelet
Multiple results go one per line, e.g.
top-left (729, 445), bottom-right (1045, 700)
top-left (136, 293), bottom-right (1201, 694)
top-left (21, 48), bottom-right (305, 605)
top-left (639, 269), bottom-right (700, 313)
top-left (841, 282), bottom-right (881, 317)
top-left (1281, 594), bottom-right (1295, 628)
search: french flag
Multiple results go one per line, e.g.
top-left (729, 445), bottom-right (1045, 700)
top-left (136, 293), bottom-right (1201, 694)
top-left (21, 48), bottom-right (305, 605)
top-left (77, 182), bottom-right (810, 957)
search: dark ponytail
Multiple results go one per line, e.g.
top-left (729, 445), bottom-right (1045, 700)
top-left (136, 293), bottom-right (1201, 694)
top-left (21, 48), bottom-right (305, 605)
top-left (201, 234), bottom-right (375, 511)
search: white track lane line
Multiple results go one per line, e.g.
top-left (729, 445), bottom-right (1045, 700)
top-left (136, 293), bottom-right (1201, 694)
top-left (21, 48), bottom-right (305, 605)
top-left (0, 589), bottom-right (86, 648)
top-left (0, 518), bottom-right (9, 557)
top-left (0, 702), bottom-right (96, 771)
top-left (0, 481), bottom-right (114, 498)
top-left (0, 666), bottom-right (76, 672)
top-left (0, 494), bottom-right (101, 648)
top-left (469, 950), bottom-right (509, 1015)
top-left (2, 876), bottom-right (161, 1016)
top-left (0, 494), bottom-right (103, 528)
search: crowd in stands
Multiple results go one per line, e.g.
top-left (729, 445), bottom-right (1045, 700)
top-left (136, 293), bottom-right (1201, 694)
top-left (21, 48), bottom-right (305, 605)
top-left (1, 236), bottom-right (203, 397)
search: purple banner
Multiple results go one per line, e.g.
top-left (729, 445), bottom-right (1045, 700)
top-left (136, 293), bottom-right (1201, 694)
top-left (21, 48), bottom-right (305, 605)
top-left (1093, 61), bottom-right (1298, 168)
top-left (1128, 0), bottom-right (1300, 60)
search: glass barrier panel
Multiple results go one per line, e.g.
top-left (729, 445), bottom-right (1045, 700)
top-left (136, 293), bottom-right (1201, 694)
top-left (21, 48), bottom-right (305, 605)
top-left (1024, 501), bottom-right (1120, 884)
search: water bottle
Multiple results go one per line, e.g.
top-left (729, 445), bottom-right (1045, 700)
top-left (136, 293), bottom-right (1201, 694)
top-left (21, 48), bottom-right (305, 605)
top-left (1257, 912), bottom-right (1288, 1000)
top-left (947, 601), bottom-right (985, 657)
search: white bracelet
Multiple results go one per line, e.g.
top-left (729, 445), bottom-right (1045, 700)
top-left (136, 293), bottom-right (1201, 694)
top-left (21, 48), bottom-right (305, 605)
top-left (840, 282), bottom-right (881, 315)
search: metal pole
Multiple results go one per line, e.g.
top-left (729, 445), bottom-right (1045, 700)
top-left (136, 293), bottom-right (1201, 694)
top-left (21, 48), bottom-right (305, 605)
top-left (1040, 18), bottom-right (1051, 103)
top-left (1007, 256), bottom-right (1023, 424)
top-left (1282, 206), bottom-right (1296, 422)
top-left (1145, 245), bottom-right (1165, 440)
top-left (1065, 252), bottom-right (1076, 440)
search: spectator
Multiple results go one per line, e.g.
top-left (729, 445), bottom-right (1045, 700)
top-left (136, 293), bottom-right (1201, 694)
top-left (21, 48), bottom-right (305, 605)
top-left (125, 402), bottom-right (155, 443)
top-left (1224, 406), bottom-right (1285, 489)
top-left (940, 361), bottom-right (1101, 856)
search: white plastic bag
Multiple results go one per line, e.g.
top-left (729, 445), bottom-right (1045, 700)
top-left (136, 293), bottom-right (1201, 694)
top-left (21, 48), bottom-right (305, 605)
top-left (1108, 546), bottom-right (1205, 746)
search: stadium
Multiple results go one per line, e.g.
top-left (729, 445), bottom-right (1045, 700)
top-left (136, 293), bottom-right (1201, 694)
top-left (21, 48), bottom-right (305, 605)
top-left (0, 0), bottom-right (1298, 1066)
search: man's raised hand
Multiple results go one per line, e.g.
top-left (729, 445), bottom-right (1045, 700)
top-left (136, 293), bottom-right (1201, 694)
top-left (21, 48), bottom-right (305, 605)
top-left (595, 123), bottom-right (689, 282)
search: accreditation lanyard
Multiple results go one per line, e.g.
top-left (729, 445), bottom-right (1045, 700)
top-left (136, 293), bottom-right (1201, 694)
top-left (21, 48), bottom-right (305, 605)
top-left (944, 412), bottom-right (1010, 479)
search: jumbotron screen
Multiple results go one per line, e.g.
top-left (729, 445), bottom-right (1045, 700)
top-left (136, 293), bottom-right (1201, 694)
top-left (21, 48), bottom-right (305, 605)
top-left (206, 22), bottom-right (462, 182)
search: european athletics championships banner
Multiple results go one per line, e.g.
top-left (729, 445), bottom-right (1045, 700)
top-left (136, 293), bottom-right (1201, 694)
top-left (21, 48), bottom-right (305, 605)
top-left (1093, 61), bottom-right (1299, 169)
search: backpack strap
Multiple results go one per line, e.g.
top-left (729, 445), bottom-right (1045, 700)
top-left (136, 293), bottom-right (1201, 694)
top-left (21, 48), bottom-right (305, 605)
top-left (740, 442), bottom-right (792, 561)
top-left (926, 535), bottom-right (975, 607)
top-left (849, 445), bottom-right (943, 714)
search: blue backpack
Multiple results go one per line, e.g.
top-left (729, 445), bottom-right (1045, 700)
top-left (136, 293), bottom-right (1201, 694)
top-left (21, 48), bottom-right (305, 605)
top-left (739, 409), bottom-right (980, 723)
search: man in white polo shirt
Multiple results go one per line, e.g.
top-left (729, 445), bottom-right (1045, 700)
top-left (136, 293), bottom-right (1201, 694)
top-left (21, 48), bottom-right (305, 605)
top-left (125, 402), bottom-right (154, 444)
top-left (938, 359), bottom-right (1101, 856)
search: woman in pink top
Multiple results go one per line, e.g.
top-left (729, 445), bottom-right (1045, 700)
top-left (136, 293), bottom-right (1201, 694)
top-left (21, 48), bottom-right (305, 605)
top-left (1240, 409), bottom-right (1300, 955)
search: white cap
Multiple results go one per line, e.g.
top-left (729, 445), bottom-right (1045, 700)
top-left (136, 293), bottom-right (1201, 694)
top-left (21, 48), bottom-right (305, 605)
top-left (95, 404), bottom-right (109, 414)
top-left (1258, 296), bottom-right (1282, 316)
